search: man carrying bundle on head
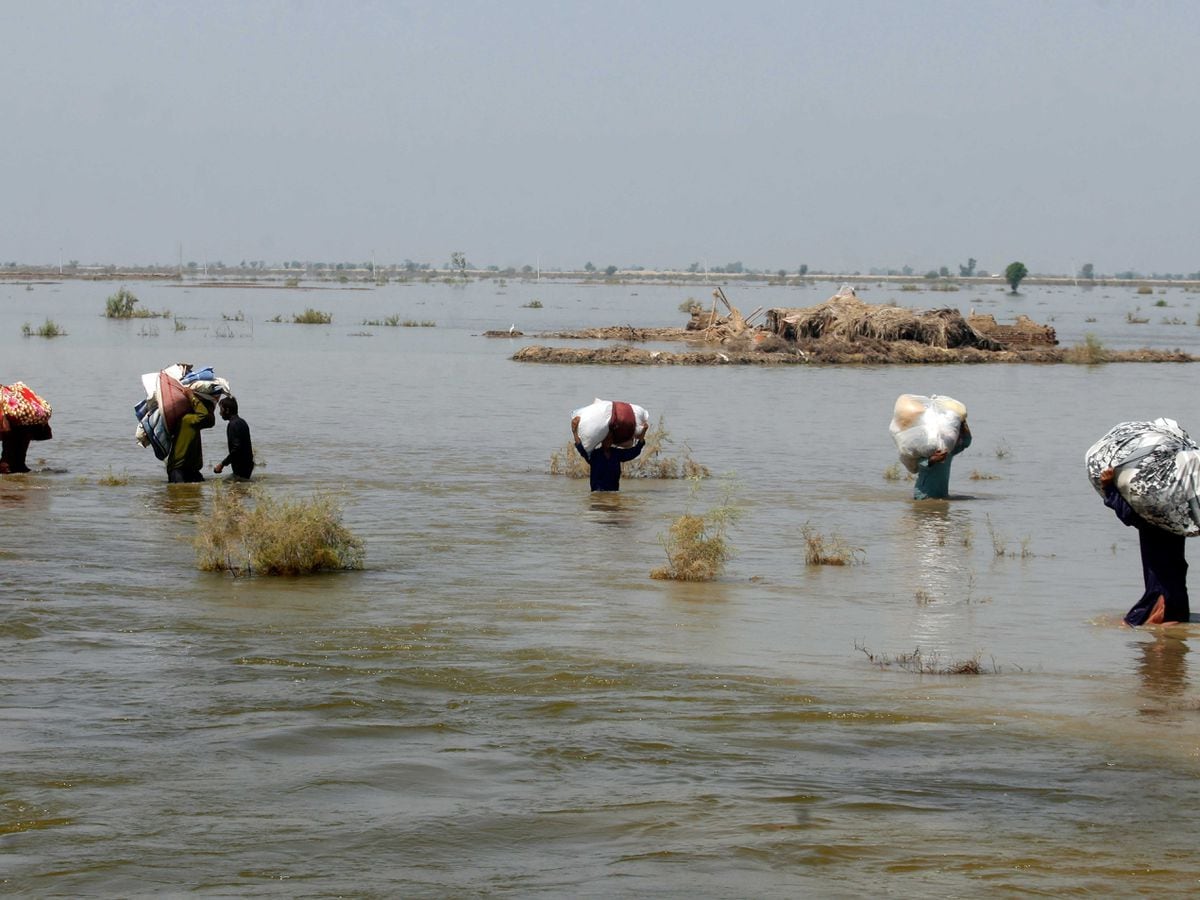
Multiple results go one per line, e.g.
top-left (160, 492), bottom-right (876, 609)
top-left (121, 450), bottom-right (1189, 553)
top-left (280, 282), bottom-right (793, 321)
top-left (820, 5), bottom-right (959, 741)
top-left (570, 398), bottom-right (650, 492)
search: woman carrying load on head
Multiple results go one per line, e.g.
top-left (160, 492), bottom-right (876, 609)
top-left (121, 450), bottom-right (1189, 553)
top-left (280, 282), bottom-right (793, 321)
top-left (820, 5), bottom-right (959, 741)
top-left (1100, 466), bottom-right (1189, 626)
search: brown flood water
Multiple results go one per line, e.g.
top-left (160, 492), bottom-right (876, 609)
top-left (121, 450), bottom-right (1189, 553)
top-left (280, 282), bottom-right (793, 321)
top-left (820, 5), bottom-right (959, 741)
top-left (2, 278), bottom-right (1200, 895)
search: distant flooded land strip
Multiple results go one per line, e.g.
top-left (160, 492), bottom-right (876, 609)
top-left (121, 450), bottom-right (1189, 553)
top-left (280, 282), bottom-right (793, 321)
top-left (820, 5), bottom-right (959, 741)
top-left (512, 293), bottom-right (1197, 366)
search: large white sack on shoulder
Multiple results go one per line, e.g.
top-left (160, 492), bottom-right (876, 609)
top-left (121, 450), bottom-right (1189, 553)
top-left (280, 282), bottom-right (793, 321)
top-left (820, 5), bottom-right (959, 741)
top-left (889, 394), bottom-right (965, 473)
top-left (572, 398), bottom-right (613, 452)
top-left (1085, 418), bottom-right (1200, 535)
top-left (1084, 419), bottom-right (1192, 494)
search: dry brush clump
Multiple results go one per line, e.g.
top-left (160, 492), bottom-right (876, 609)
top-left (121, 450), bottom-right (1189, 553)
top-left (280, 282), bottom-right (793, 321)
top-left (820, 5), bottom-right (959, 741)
top-left (651, 479), bottom-right (739, 581)
top-left (801, 523), bottom-right (863, 566)
top-left (549, 415), bottom-right (711, 480)
top-left (856, 641), bottom-right (992, 675)
top-left (195, 485), bottom-right (364, 576)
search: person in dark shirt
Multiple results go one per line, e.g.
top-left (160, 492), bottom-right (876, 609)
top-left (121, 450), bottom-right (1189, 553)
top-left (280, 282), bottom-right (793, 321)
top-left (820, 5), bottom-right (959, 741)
top-left (213, 396), bottom-right (254, 479)
top-left (572, 416), bottom-right (646, 492)
top-left (1100, 466), bottom-right (1189, 626)
top-left (0, 423), bottom-right (40, 473)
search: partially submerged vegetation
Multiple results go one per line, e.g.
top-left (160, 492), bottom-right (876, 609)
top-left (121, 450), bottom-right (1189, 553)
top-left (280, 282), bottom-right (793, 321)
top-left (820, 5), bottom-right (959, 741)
top-left (855, 641), bottom-right (993, 675)
top-left (650, 479), bottom-right (739, 582)
top-left (196, 485), bottom-right (364, 576)
top-left (801, 523), bottom-right (863, 566)
top-left (105, 286), bottom-right (169, 319)
top-left (22, 318), bottom-right (66, 338)
top-left (549, 416), bottom-right (710, 480)
top-left (293, 308), bottom-right (333, 324)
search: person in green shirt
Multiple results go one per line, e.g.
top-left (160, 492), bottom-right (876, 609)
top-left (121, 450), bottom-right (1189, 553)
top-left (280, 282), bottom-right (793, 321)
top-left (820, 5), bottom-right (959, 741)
top-left (913, 422), bottom-right (971, 500)
top-left (166, 393), bottom-right (215, 483)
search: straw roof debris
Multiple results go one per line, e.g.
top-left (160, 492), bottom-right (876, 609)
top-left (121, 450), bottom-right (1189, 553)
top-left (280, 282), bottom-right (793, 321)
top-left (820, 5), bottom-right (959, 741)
top-left (764, 287), bottom-right (1003, 351)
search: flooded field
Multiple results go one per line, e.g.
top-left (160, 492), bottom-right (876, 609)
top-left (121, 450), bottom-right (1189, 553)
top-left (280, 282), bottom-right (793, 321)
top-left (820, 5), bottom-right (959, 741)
top-left (3, 276), bottom-right (1200, 895)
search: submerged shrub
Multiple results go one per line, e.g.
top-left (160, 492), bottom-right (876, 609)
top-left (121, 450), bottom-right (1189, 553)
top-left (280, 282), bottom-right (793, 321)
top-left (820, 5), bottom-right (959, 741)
top-left (293, 308), bottom-right (333, 324)
top-left (22, 318), bottom-right (66, 337)
top-left (651, 478), bottom-right (739, 582)
top-left (801, 523), bottom-right (863, 566)
top-left (549, 415), bottom-right (710, 480)
top-left (196, 485), bottom-right (364, 576)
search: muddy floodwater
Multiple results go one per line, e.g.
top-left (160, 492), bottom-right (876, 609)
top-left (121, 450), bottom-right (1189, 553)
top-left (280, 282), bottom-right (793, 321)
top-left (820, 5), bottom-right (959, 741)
top-left (4, 277), bottom-right (1200, 895)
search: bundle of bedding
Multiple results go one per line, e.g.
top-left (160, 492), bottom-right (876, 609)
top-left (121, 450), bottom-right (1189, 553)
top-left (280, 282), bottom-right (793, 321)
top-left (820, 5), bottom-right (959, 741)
top-left (889, 394), bottom-right (967, 474)
top-left (134, 363), bottom-right (232, 460)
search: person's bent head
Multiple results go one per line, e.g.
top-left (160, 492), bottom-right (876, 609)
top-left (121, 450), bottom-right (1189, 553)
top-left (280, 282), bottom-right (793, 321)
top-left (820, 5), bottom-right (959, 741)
top-left (219, 396), bottom-right (238, 420)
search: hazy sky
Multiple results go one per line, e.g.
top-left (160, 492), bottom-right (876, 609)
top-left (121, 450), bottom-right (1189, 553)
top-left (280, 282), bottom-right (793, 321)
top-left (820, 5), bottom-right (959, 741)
top-left (2, 0), bottom-right (1197, 274)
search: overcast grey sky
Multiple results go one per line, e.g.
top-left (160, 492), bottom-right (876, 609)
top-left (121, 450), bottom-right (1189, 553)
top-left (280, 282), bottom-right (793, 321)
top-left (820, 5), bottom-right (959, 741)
top-left (2, 0), bottom-right (1196, 274)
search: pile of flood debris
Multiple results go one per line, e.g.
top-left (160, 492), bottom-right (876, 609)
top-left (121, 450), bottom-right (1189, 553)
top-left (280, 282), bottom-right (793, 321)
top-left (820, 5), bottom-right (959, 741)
top-left (514, 285), bottom-right (1194, 366)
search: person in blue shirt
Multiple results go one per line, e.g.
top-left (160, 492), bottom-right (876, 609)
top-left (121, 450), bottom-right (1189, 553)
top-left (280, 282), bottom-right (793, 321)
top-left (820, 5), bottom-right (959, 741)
top-left (572, 417), bottom-right (647, 492)
top-left (913, 421), bottom-right (971, 500)
top-left (1100, 466), bottom-right (1189, 626)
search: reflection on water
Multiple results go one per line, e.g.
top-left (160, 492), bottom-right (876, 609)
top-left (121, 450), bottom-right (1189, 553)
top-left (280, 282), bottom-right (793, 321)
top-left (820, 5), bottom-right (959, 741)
top-left (158, 483), bottom-right (206, 515)
top-left (1136, 633), bottom-right (1190, 703)
top-left (585, 490), bottom-right (642, 527)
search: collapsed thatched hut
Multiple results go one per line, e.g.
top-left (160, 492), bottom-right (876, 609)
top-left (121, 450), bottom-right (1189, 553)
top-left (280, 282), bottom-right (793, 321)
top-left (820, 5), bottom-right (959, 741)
top-left (764, 294), bottom-right (1004, 351)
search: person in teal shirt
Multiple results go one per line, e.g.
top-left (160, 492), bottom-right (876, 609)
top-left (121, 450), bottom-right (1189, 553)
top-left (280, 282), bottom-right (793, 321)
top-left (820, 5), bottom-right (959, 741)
top-left (913, 422), bottom-right (971, 500)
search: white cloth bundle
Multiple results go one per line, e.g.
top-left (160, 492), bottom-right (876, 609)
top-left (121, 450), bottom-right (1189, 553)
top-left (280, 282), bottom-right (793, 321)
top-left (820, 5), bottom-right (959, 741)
top-left (571, 398), bottom-right (650, 452)
top-left (889, 394), bottom-right (967, 474)
top-left (1085, 418), bottom-right (1200, 536)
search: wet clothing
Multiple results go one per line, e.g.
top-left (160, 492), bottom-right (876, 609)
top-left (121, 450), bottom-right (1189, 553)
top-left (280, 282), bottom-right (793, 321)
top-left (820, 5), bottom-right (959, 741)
top-left (0, 422), bottom-right (50, 474)
top-left (574, 440), bottom-right (644, 492)
top-left (219, 414), bottom-right (254, 479)
top-left (1104, 484), bottom-right (1190, 626)
top-left (166, 395), bottom-right (215, 482)
top-left (914, 428), bottom-right (972, 500)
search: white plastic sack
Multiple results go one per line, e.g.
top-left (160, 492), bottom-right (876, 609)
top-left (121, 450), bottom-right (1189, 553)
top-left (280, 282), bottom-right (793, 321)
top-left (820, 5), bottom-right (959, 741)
top-left (889, 394), bottom-right (967, 474)
top-left (571, 398), bottom-right (650, 452)
top-left (1085, 418), bottom-right (1200, 536)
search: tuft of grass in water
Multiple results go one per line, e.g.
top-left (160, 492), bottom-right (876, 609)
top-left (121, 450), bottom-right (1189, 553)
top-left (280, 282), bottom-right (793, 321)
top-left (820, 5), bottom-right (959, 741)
top-left (174, 317), bottom-right (187, 332)
top-left (284, 276), bottom-right (300, 288)
top-left (97, 467), bottom-right (129, 486)
top-left (1137, 285), bottom-right (1153, 294)
top-left (267, 314), bottom-right (284, 323)
top-left (549, 415), bottom-right (710, 480)
top-left (1153, 298), bottom-right (1168, 307)
top-left (293, 308), bottom-right (332, 324)
top-left (1064, 332), bottom-right (1107, 364)
top-left (801, 523), bottom-right (863, 566)
top-left (222, 311), bottom-right (245, 321)
top-left (195, 485), bottom-right (365, 576)
top-left (1126, 309), bottom-right (1149, 324)
top-left (22, 318), bottom-right (66, 337)
top-left (650, 478), bottom-right (739, 581)
top-left (969, 470), bottom-right (1000, 480)
top-left (856, 642), bottom-right (991, 675)
top-left (522, 299), bottom-right (543, 308)
top-left (883, 462), bottom-right (904, 481)
top-left (994, 441), bottom-right (1011, 460)
top-left (899, 284), bottom-right (920, 292)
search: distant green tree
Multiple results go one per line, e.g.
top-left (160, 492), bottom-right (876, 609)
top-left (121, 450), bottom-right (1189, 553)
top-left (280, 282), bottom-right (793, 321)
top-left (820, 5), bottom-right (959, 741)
top-left (938, 266), bottom-right (950, 278)
top-left (777, 269), bottom-right (787, 278)
top-left (450, 251), bottom-right (468, 279)
top-left (798, 264), bottom-right (808, 276)
top-left (958, 257), bottom-right (976, 277)
top-left (724, 261), bottom-right (744, 274)
top-left (1079, 262), bottom-right (1095, 280)
top-left (604, 265), bottom-right (618, 277)
top-left (1005, 261), bottom-right (1029, 293)
top-left (584, 261), bottom-right (596, 272)
top-left (688, 262), bottom-right (700, 273)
